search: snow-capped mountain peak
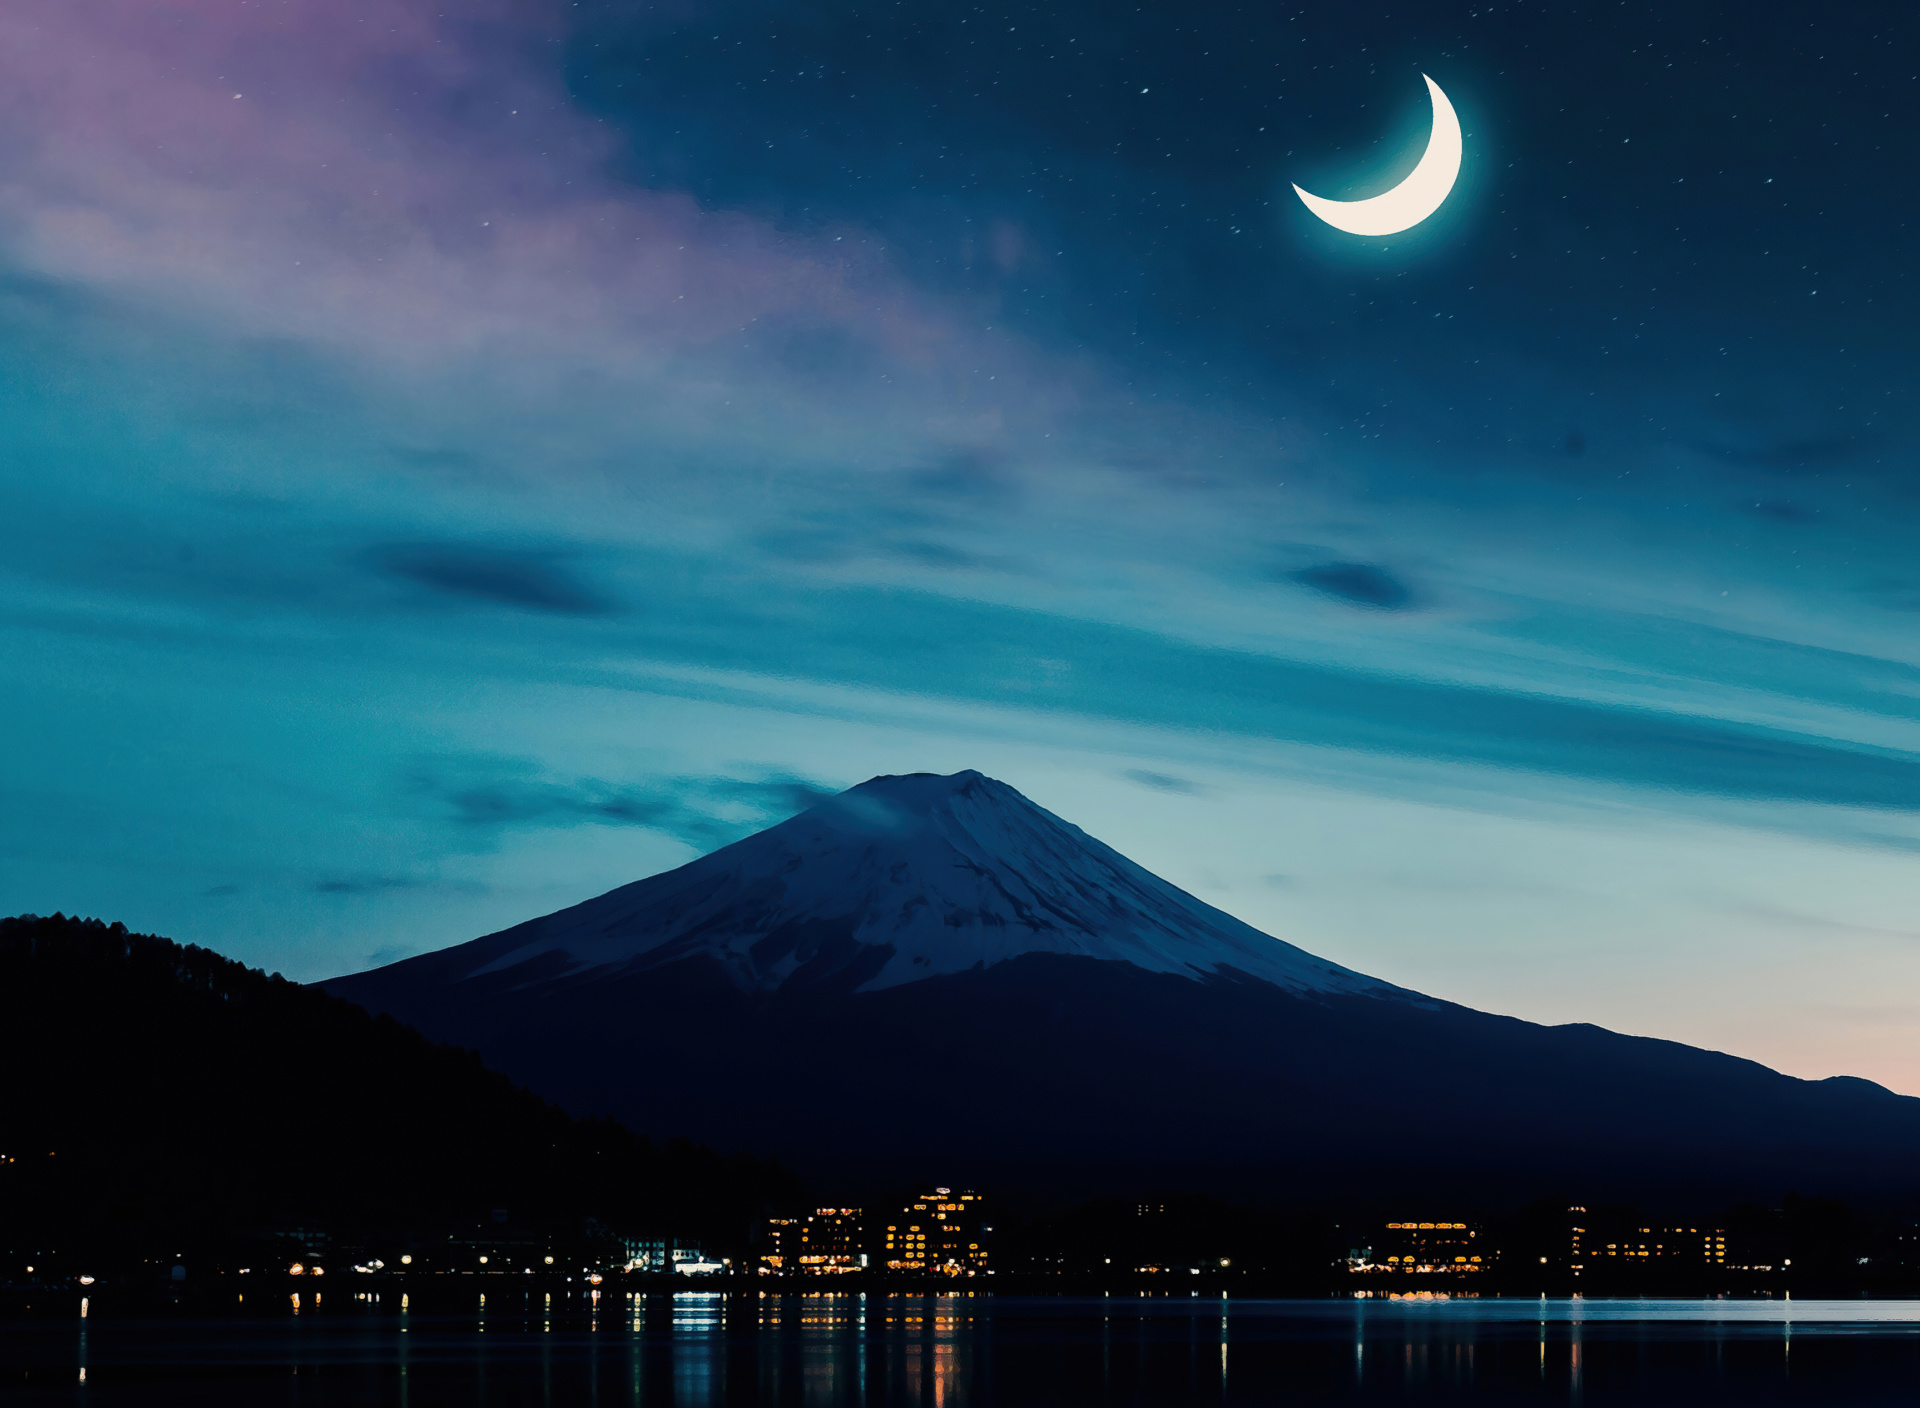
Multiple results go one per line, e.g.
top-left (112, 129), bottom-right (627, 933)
top-left (444, 769), bottom-right (1417, 1001)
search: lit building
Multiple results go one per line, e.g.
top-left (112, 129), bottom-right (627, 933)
top-left (1368, 1220), bottom-right (1490, 1273)
top-left (622, 1237), bottom-right (707, 1273)
top-left (760, 1218), bottom-right (799, 1274)
top-left (759, 1210), bottom-right (866, 1275)
top-left (1569, 1213), bottom-right (1725, 1272)
top-left (884, 1188), bottom-right (990, 1275)
top-left (797, 1208), bottom-right (865, 1273)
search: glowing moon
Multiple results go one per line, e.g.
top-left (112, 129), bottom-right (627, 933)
top-left (1293, 75), bottom-right (1462, 237)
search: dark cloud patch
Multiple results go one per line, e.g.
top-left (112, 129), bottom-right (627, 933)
top-left (315, 875), bottom-right (427, 894)
top-left (1124, 769), bottom-right (1204, 795)
top-left (439, 785), bottom-right (554, 828)
top-left (406, 759), bottom-right (840, 852)
top-left (1563, 431), bottom-right (1587, 458)
top-left (202, 884), bottom-right (240, 897)
top-left (1291, 562), bottom-right (1414, 611)
top-left (710, 776), bottom-right (839, 814)
top-left (364, 945), bottom-right (418, 968)
top-left (369, 543), bottom-right (613, 615)
top-left (576, 793), bottom-right (680, 827)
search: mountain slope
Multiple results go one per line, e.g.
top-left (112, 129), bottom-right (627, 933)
top-left (375, 770), bottom-right (1413, 1000)
top-left (0, 913), bottom-right (803, 1270)
top-left (324, 771), bottom-right (1920, 1207)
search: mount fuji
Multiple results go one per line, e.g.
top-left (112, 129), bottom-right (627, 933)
top-left (388, 770), bottom-right (1416, 1002)
top-left (326, 770), bottom-right (1920, 1205)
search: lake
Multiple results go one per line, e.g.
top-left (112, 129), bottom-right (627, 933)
top-left (10, 1289), bottom-right (1920, 1405)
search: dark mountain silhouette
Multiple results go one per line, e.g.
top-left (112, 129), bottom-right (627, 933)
top-left (324, 770), bottom-right (1920, 1208)
top-left (1, 913), bottom-right (803, 1271)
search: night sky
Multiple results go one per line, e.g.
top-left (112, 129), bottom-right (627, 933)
top-left (2, 1), bottom-right (1917, 1086)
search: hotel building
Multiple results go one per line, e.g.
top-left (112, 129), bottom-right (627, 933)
top-left (1367, 1220), bottom-right (1490, 1273)
top-left (1568, 1210), bottom-right (1725, 1271)
top-left (759, 1209), bottom-right (866, 1274)
top-left (884, 1189), bottom-right (990, 1275)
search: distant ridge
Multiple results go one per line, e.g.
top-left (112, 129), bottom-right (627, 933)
top-left (326, 771), bottom-right (1920, 1207)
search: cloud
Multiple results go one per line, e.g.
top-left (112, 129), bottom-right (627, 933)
top-left (1724, 902), bottom-right (1920, 944)
top-left (568, 578), bottom-right (1920, 817)
top-left (0, 0), bottom-right (1055, 470)
top-left (404, 759), bottom-right (840, 852)
top-left (709, 776), bottom-right (841, 814)
top-left (368, 543), bottom-right (613, 616)
top-left (1123, 769), bottom-right (1204, 795)
top-left (1290, 562), bottom-right (1414, 611)
top-left (315, 876), bottom-right (425, 895)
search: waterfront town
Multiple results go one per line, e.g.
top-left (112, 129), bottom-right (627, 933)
top-left (129, 1191), bottom-right (1911, 1297)
top-left (747, 1196), bottom-right (1746, 1284)
top-left (16, 1182), bottom-right (1920, 1298)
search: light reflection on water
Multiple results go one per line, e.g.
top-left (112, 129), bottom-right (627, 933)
top-left (9, 1293), bottom-right (1920, 1406)
top-left (676, 1290), bottom-right (725, 1407)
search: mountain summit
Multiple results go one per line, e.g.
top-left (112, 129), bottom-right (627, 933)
top-left (327, 770), bottom-right (1920, 1205)
top-left (429, 770), bottom-right (1410, 1001)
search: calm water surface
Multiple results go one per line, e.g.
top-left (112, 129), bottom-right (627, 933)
top-left (10, 1290), bottom-right (1920, 1406)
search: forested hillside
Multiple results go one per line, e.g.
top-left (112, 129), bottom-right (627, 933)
top-left (1, 913), bottom-right (803, 1272)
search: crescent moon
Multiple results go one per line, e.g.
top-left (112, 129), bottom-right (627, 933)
top-left (1293, 75), bottom-right (1462, 237)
